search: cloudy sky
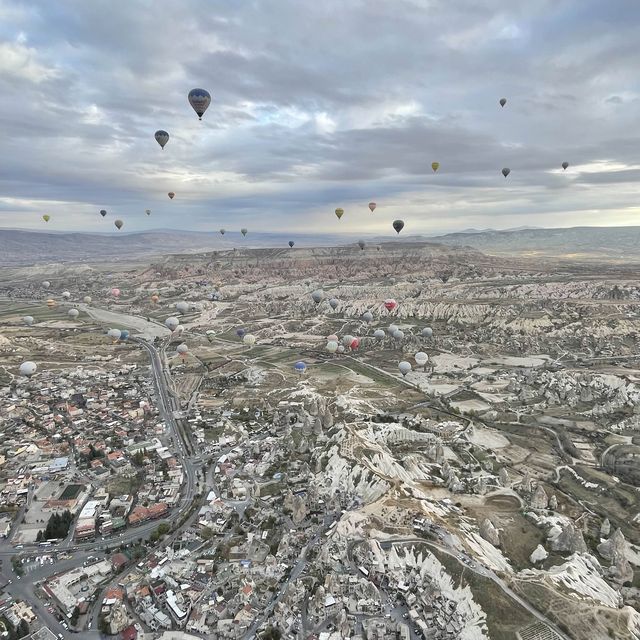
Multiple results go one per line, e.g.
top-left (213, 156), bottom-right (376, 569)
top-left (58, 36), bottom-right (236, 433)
top-left (1, 0), bottom-right (639, 236)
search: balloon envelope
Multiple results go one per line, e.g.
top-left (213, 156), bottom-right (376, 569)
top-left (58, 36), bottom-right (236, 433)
top-left (502, 168), bottom-right (511, 178)
top-left (176, 343), bottom-right (189, 354)
top-left (243, 334), bottom-right (256, 346)
top-left (373, 329), bottom-right (385, 339)
top-left (562, 162), bottom-right (569, 170)
top-left (422, 327), bottom-right (433, 338)
top-left (384, 299), bottom-right (398, 311)
top-left (83, 296), bottom-right (92, 304)
top-left (327, 334), bottom-right (339, 342)
top-left (176, 301), bottom-right (189, 315)
top-left (500, 98), bottom-right (507, 107)
top-left (329, 298), bottom-right (339, 310)
top-left (399, 361), bottom-right (412, 376)
top-left (188, 88), bottom-right (211, 119)
top-left (388, 324), bottom-right (399, 334)
top-left (165, 317), bottom-right (179, 331)
top-left (288, 241), bottom-right (295, 248)
top-left (236, 328), bottom-right (246, 338)
top-left (342, 334), bottom-right (354, 347)
top-left (294, 361), bottom-right (307, 372)
top-left (358, 240), bottom-right (365, 250)
top-left (362, 311), bottom-right (373, 323)
top-left (415, 351), bottom-right (429, 366)
top-left (349, 337), bottom-right (360, 350)
top-left (326, 341), bottom-right (338, 353)
top-left (68, 308), bottom-right (79, 319)
top-left (100, 209), bottom-right (107, 217)
top-left (168, 192), bottom-right (175, 199)
top-left (19, 361), bottom-right (37, 377)
top-left (114, 219), bottom-right (123, 229)
top-left (23, 316), bottom-right (34, 326)
top-left (368, 202), bottom-right (376, 212)
top-left (42, 281), bottom-right (50, 289)
top-left (241, 228), bottom-right (248, 236)
top-left (311, 290), bottom-right (324, 304)
top-left (335, 208), bottom-right (344, 220)
top-left (431, 162), bottom-right (440, 172)
top-left (111, 288), bottom-right (121, 297)
top-left (61, 291), bottom-right (70, 299)
top-left (42, 215), bottom-right (50, 222)
top-left (146, 209), bottom-right (151, 216)
top-left (392, 220), bottom-right (404, 234)
top-left (154, 130), bottom-right (169, 149)
top-left (393, 330), bottom-right (405, 339)
top-left (220, 229), bottom-right (225, 235)
top-left (107, 328), bottom-right (122, 340)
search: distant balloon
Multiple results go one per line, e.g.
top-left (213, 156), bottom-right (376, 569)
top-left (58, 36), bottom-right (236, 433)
top-left (100, 210), bottom-right (107, 217)
top-left (388, 324), bottom-right (399, 335)
top-left (384, 299), bottom-right (398, 312)
top-left (328, 298), bottom-right (339, 310)
top-left (219, 229), bottom-right (226, 235)
top-left (154, 130), bottom-right (169, 149)
top-left (562, 162), bottom-right (569, 170)
top-left (499, 98), bottom-right (507, 107)
top-left (188, 88), bottom-right (211, 120)
top-left (243, 334), bottom-right (256, 346)
top-left (368, 202), bottom-right (376, 212)
top-left (114, 219), bottom-right (123, 230)
top-left (393, 330), bottom-right (405, 340)
top-left (392, 220), bottom-right (404, 234)
top-left (175, 325), bottom-right (185, 336)
top-left (42, 281), bottom-right (50, 289)
top-left (398, 361), bottom-right (412, 377)
top-left (168, 192), bottom-right (175, 200)
top-left (146, 209), bottom-right (151, 216)
top-left (422, 327), bottom-right (433, 338)
top-left (349, 337), bottom-right (360, 350)
top-left (61, 291), bottom-right (71, 300)
top-left (42, 215), bottom-right (50, 223)
top-left (23, 316), bottom-right (34, 326)
top-left (335, 208), bottom-right (344, 220)
top-left (294, 361), bottom-right (307, 373)
top-left (502, 168), bottom-right (511, 178)
top-left (358, 239), bottom-right (366, 250)
top-left (120, 330), bottom-right (130, 341)
top-left (431, 162), bottom-right (440, 172)
top-left (336, 345), bottom-right (345, 354)
top-left (415, 352), bottom-right (429, 367)
top-left (241, 228), bottom-right (248, 237)
top-left (176, 343), bottom-right (189, 356)
top-left (150, 294), bottom-right (160, 304)
top-left (83, 296), bottom-right (92, 304)
top-left (362, 311), bottom-right (373, 323)
top-left (373, 329), bottom-right (385, 340)
top-left (327, 334), bottom-right (339, 342)
top-left (311, 290), bottom-right (324, 305)
top-left (288, 240), bottom-right (295, 248)
top-left (176, 301), bottom-right (189, 315)
top-left (326, 341), bottom-right (338, 354)
top-left (165, 317), bottom-right (179, 331)
top-left (206, 330), bottom-right (216, 343)
top-left (19, 361), bottom-right (37, 378)
top-left (107, 328), bottom-right (122, 341)
top-left (236, 328), bottom-right (246, 338)
top-left (111, 288), bottom-right (121, 298)
top-left (46, 299), bottom-right (56, 308)
top-left (342, 335), bottom-right (354, 347)
top-left (68, 308), bottom-right (79, 319)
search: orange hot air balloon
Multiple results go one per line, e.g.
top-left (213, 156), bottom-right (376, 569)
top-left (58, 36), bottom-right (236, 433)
top-left (46, 299), bottom-right (56, 308)
top-left (168, 192), bottom-right (175, 200)
top-left (151, 294), bottom-right (160, 304)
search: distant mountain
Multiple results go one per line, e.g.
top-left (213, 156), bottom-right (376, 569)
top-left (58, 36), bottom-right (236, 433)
top-left (428, 226), bottom-right (640, 261)
top-left (0, 229), bottom-right (361, 266)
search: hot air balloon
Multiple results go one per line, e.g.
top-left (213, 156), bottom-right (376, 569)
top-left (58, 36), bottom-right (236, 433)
top-left (422, 327), bottom-right (433, 338)
top-left (154, 130), bottom-right (169, 149)
top-left (151, 294), bottom-right (160, 304)
top-left (61, 291), bottom-right (71, 300)
top-left (241, 228), bottom-right (248, 237)
top-left (392, 220), bottom-right (404, 234)
top-left (206, 330), bottom-right (216, 343)
top-left (311, 290), bottom-right (324, 304)
top-left (502, 168), bottom-right (511, 178)
top-left (176, 301), bottom-right (189, 315)
top-left (243, 334), bottom-right (256, 346)
top-left (373, 329), bottom-right (385, 340)
top-left (368, 202), bottom-right (376, 212)
top-left (23, 316), bottom-right (34, 326)
top-left (46, 299), bottom-right (56, 308)
top-left (326, 341), bottom-right (338, 354)
top-left (358, 240), bottom-right (366, 250)
top-left (174, 324), bottom-right (185, 336)
top-left (294, 361), bottom-right (307, 373)
top-left (388, 324), bottom-right (399, 335)
top-left (120, 330), bottom-right (130, 341)
top-left (100, 209), bottom-right (107, 217)
top-left (337, 345), bottom-right (345, 354)
top-left (19, 361), bottom-right (37, 377)
top-left (342, 335), bottom-right (354, 347)
top-left (107, 328), bottom-right (122, 341)
top-left (168, 192), bottom-right (175, 200)
top-left (176, 343), bottom-right (189, 356)
top-left (349, 337), bottom-right (360, 350)
top-left (42, 215), bottom-right (50, 223)
top-left (562, 162), bottom-right (569, 170)
top-left (146, 209), bottom-right (151, 216)
top-left (188, 88), bottom-right (211, 120)
top-left (111, 288), bottom-right (121, 298)
top-left (220, 228), bottom-right (226, 235)
top-left (42, 281), bottom-right (50, 289)
top-left (415, 352), bottom-right (429, 367)
top-left (83, 296), bottom-right (92, 304)
top-left (165, 317), bottom-right (179, 331)
top-left (384, 299), bottom-right (398, 312)
top-left (398, 361), bottom-right (412, 376)
top-left (68, 308), bottom-right (79, 319)
top-left (328, 298), bottom-right (339, 310)
top-left (362, 311), bottom-right (373, 323)
top-left (393, 330), bottom-right (405, 340)
top-left (500, 98), bottom-right (507, 107)
top-left (335, 208), bottom-right (344, 220)
top-left (114, 219), bottom-right (123, 230)
top-left (431, 162), bottom-right (440, 172)
top-left (236, 327), bottom-right (246, 338)
top-left (288, 240), bottom-right (295, 248)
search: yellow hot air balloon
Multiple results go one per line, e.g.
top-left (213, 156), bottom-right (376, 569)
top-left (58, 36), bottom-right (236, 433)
top-left (335, 208), bottom-right (344, 220)
top-left (431, 162), bottom-right (439, 172)
top-left (46, 299), bottom-right (56, 308)
top-left (42, 215), bottom-right (50, 222)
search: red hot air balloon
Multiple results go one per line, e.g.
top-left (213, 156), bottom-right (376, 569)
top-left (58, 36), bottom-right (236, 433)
top-left (384, 299), bottom-right (398, 311)
top-left (350, 337), bottom-right (360, 350)
top-left (111, 288), bottom-right (121, 298)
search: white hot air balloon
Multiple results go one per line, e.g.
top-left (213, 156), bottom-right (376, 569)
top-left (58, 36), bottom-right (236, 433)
top-left (19, 361), bottom-right (37, 377)
top-left (415, 352), bottom-right (429, 367)
top-left (23, 316), bottom-right (34, 326)
top-left (174, 325), bottom-right (185, 336)
top-left (243, 334), bottom-right (256, 346)
top-left (373, 329), bottom-right (385, 340)
top-left (328, 298), bottom-right (339, 310)
top-left (342, 334), bottom-right (354, 347)
top-left (362, 311), bottom-right (373, 323)
top-left (388, 324), bottom-right (399, 335)
top-left (42, 281), bottom-right (51, 289)
top-left (107, 328), bottom-right (122, 341)
top-left (398, 361), bottom-right (412, 377)
top-left (83, 296), bottom-right (92, 304)
top-left (422, 327), bottom-right (433, 338)
top-left (61, 291), bottom-right (71, 300)
top-left (176, 343), bottom-right (189, 356)
top-left (393, 330), bottom-right (405, 340)
top-left (326, 341), bottom-right (338, 353)
top-left (176, 301), bottom-right (190, 315)
top-left (165, 317), bottom-right (179, 331)
top-left (311, 290), bottom-right (324, 305)
top-left (337, 345), bottom-right (345, 354)
top-left (327, 334), bottom-right (339, 342)
top-left (68, 308), bottom-right (79, 319)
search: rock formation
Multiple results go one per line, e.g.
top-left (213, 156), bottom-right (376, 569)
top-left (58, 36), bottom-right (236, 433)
top-left (530, 544), bottom-right (548, 564)
top-left (479, 518), bottom-right (500, 547)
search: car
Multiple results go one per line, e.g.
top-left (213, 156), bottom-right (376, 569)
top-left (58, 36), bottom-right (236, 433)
top-left (87, 622), bottom-right (92, 629)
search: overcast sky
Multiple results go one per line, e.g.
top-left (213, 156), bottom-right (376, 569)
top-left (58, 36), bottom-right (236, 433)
top-left (1, 0), bottom-right (639, 236)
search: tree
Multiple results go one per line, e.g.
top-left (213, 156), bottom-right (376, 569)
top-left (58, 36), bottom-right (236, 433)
top-left (17, 619), bottom-right (29, 639)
